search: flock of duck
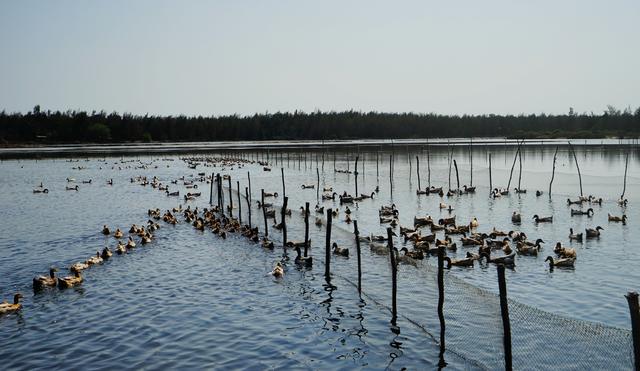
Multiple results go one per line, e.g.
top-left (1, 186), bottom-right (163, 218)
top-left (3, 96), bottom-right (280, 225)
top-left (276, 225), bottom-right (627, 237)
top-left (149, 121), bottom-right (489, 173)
top-left (4, 153), bottom-right (630, 316)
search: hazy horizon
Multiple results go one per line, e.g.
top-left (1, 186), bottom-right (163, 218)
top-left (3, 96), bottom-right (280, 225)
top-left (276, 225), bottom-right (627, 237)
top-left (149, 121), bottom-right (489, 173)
top-left (1, 1), bottom-right (638, 117)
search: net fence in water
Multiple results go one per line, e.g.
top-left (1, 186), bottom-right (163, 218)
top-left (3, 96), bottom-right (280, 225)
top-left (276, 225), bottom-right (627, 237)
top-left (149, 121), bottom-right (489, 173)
top-left (222, 185), bottom-right (635, 370)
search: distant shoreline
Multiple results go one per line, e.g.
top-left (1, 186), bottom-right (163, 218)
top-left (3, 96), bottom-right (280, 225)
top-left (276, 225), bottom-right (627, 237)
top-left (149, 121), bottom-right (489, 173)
top-left (1, 138), bottom-right (636, 160)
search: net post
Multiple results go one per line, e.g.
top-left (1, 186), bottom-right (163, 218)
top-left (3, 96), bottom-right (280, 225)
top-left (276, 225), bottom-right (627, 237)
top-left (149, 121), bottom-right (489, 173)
top-left (354, 220), bottom-right (362, 294)
top-left (626, 291), bottom-right (640, 371)
top-left (437, 245), bottom-right (447, 367)
top-left (325, 208), bottom-right (332, 282)
top-left (497, 264), bottom-right (513, 371)
top-left (387, 227), bottom-right (397, 325)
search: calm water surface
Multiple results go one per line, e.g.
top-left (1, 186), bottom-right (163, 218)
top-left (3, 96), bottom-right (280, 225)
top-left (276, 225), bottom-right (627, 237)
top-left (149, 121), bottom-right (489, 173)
top-left (0, 140), bottom-right (638, 369)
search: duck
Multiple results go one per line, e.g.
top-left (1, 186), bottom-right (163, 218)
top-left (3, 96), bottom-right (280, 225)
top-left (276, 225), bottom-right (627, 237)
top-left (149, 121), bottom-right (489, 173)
top-left (322, 192), bottom-right (337, 201)
top-left (568, 228), bottom-right (583, 242)
top-left (463, 185), bottom-right (476, 193)
top-left (399, 247), bottom-right (424, 260)
top-left (490, 227), bottom-right (508, 238)
top-left (101, 246), bottom-right (113, 259)
top-left (102, 225), bottom-right (110, 235)
top-left (460, 233), bottom-right (483, 246)
top-left (571, 208), bottom-right (594, 216)
top-left (554, 242), bottom-right (577, 258)
top-left (545, 256), bottom-right (575, 269)
top-left (514, 187), bottom-right (527, 194)
top-left (469, 217), bottom-right (479, 228)
top-left (508, 230), bottom-right (527, 242)
top-left (323, 187), bottom-right (333, 192)
top-left (58, 271), bottom-right (83, 288)
top-left (567, 198), bottom-right (585, 205)
top-left (369, 241), bottom-right (389, 255)
top-left (533, 214), bottom-right (553, 223)
top-left (413, 216), bottom-right (433, 227)
top-left (516, 240), bottom-right (542, 256)
top-left (33, 268), bottom-right (58, 290)
top-left (65, 185), bottom-right (79, 191)
top-left (608, 214), bottom-right (627, 223)
top-left (70, 261), bottom-right (90, 273)
top-left (141, 234), bottom-right (152, 244)
top-left (585, 226), bottom-right (604, 238)
top-left (332, 242), bottom-right (349, 257)
top-left (480, 251), bottom-right (516, 266)
top-left (0, 294), bottom-right (23, 315)
top-left (263, 191), bottom-right (278, 198)
top-left (86, 252), bottom-right (104, 265)
top-left (256, 200), bottom-right (273, 209)
top-left (511, 212), bottom-right (521, 224)
top-left (439, 202), bottom-right (449, 209)
top-left (115, 241), bottom-right (126, 254)
top-left (33, 188), bottom-right (49, 193)
top-left (113, 229), bottom-right (124, 239)
top-left (301, 184), bottom-right (315, 189)
top-left (315, 205), bottom-right (324, 214)
top-left (443, 256), bottom-right (474, 268)
top-left (315, 217), bottom-right (323, 226)
top-left (395, 248), bottom-right (418, 266)
top-left (618, 198), bottom-right (628, 206)
top-left (294, 246), bottom-right (312, 267)
top-left (535, 190), bottom-right (543, 197)
top-left (271, 262), bottom-right (284, 278)
top-left (261, 237), bottom-right (275, 250)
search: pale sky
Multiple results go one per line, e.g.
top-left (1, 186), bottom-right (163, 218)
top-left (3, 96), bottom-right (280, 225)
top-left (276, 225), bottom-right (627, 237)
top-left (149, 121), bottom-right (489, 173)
top-left (1, 0), bottom-right (638, 116)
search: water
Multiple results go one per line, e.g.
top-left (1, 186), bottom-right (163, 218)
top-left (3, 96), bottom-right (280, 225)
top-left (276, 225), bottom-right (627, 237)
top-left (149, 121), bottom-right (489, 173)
top-left (0, 140), bottom-right (637, 369)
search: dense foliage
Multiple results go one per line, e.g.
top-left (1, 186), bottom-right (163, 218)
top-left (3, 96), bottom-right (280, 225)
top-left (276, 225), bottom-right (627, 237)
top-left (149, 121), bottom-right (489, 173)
top-left (1, 105), bottom-right (638, 144)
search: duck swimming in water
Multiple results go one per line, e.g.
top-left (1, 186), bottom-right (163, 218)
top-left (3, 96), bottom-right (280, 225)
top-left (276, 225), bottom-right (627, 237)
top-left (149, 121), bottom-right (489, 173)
top-left (113, 228), bottom-right (124, 239)
top-left (585, 226), bottom-right (603, 238)
top-left (58, 271), bottom-right (83, 289)
top-left (0, 294), bottom-right (23, 315)
top-left (569, 228), bottom-right (583, 242)
top-left (332, 242), bottom-right (349, 257)
top-left (293, 246), bottom-right (312, 267)
top-left (545, 256), bottom-right (575, 269)
top-left (271, 262), bottom-right (284, 278)
top-left (608, 214), bottom-right (627, 224)
top-left (33, 268), bottom-right (58, 290)
top-left (102, 225), bottom-right (110, 235)
top-left (511, 212), bottom-right (521, 224)
top-left (533, 215), bottom-right (553, 223)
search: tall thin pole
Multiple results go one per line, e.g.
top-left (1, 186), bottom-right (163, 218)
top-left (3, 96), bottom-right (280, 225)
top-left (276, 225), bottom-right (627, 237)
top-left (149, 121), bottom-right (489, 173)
top-left (548, 146), bottom-right (558, 197)
top-left (325, 208), bottom-right (332, 282)
top-left (568, 141), bottom-right (583, 197)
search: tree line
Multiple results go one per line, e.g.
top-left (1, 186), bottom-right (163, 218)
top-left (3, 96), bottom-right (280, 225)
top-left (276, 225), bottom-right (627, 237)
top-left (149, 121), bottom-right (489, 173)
top-left (1, 105), bottom-right (638, 144)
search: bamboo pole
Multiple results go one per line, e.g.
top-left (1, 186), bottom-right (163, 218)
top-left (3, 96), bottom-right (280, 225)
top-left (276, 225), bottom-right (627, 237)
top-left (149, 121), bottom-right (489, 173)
top-left (506, 140), bottom-right (522, 191)
top-left (354, 156), bottom-right (359, 195)
top-left (453, 159), bottom-right (460, 192)
top-left (470, 138), bottom-right (474, 187)
top-left (625, 291), bottom-right (640, 371)
top-left (437, 245), bottom-right (447, 367)
top-left (325, 208), bottom-right (332, 282)
top-left (427, 144), bottom-right (431, 188)
top-left (245, 187), bottom-right (251, 228)
top-left (227, 177), bottom-right (233, 217)
top-left (209, 172), bottom-right (214, 205)
top-left (281, 167), bottom-right (286, 199)
top-left (354, 220), bottom-right (362, 294)
top-left (548, 146), bottom-right (559, 197)
top-left (517, 144), bottom-right (523, 191)
top-left (316, 167), bottom-right (320, 202)
top-left (237, 181), bottom-right (242, 225)
top-left (261, 189), bottom-right (268, 237)
top-left (416, 156), bottom-right (421, 190)
top-left (568, 141), bottom-right (583, 197)
top-left (281, 196), bottom-right (288, 249)
top-left (622, 150), bottom-right (630, 199)
top-left (304, 202), bottom-right (310, 257)
top-left (387, 227), bottom-right (398, 325)
top-left (497, 265), bottom-right (513, 371)
top-left (489, 154), bottom-right (493, 195)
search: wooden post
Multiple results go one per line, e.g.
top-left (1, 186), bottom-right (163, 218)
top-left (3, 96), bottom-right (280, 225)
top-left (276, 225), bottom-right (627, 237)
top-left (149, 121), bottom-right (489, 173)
top-left (470, 138), bottom-right (474, 187)
top-left (228, 177), bottom-right (233, 217)
top-left (261, 189), bottom-right (268, 237)
top-left (389, 154), bottom-right (393, 192)
top-left (517, 144), bottom-right (523, 191)
top-left (325, 208), bottom-right (332, 282)
top-left (247, 171), bottom-right (252, 203)
top-left (453, 159), bottom-right (460, 192)
top-left (448, 146), bottom-right (453, 191)
top-left (622, 151), bottom-right (630, 199)
top-left (507, 140), bottom-right (522, 191)
top-left (437, 245), bottom-right (447, 367)
top-left (281, 196), bottom-right (288, 249)
top-left (497, 265), bottom-right (513, 371)
top-left (304, 202), bottom-right (310, 257)
top-left (489, 153), bottom-right (493, 195)
top-left (354, 220), bottom-right (362, 294)
top-left (376, 150), bottom-right (379, 179)
top-left (548, 146), bottom-right (558, 197)
top-left (427, 144), bottom-right (431, 188)
top-left (387, 227), bottom-right (397, 325)
top-left (281, 167), bottom-right (286, 199)
top-left (245, 187), bottom-right (251, 228)
top-left (321, 150), bottom-right (324, 171)
top-left (237, 181), bottom-right (242, 225)
top-left (416, 156), bottom-right (421, 190)
top-left (316, 167), bottom-right (320, 202)
top-left (209, 172), bottom-right (214, 205)
top-left (568, 141), bottom-right (583, 197)
top-left (354, 156), bottom-right (359, 196)
top-left (625, 291), bottom-right (640, 371)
